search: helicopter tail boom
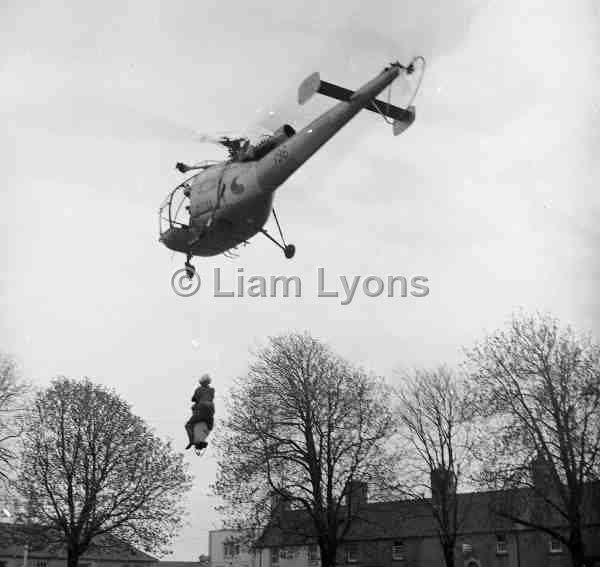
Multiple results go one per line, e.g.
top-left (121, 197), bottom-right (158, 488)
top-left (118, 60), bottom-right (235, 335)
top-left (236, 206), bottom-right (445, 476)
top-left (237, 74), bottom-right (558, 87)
top-left (256, 63), bottom-right (410, 191)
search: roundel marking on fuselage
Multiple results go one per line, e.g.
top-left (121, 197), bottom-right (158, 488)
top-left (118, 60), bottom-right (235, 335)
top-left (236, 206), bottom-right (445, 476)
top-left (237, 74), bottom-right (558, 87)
top-left (230, 176), bottom-right (245, 195)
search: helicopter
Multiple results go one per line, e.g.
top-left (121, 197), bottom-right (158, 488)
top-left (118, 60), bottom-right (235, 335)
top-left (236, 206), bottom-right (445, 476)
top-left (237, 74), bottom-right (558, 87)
top-left (159, 58), bottom-right (425, 279)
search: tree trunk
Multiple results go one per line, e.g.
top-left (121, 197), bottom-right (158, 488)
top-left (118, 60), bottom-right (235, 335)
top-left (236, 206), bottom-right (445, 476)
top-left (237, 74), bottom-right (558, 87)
top-left (569, 527), bottom-right (589, 567)
top-left (442, 544), bottom-right (454, 567)
top-left (318, 538), bottom-right (336, 567)
top-left (67, 547), bottom-right (80, 567)
top-left (320, 549), bottom-right (336, 567)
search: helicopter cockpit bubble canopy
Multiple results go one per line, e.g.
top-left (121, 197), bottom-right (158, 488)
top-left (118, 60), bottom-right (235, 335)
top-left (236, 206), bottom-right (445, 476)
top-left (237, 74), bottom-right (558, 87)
top-left (158, 182), bottom-right (190, 237)
top-left (158, 162), bottom-right (227, 251)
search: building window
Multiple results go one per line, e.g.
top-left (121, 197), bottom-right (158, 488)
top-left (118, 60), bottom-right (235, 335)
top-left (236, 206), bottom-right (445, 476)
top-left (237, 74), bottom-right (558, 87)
top-left (549, 537), bottom-right (563, 554)
top-left (308, 544), bottom-right (319, 562)
top-left (346, 542), bottom-right (358, 563)
top-left (224, 541), bottom-right (240, 557)
top-left (496, 534), bottom-right (508, 555)
top-left (271, 547), bottom-right (279, 567)
top-left (36, 561), bottom-right (48, 567)
top-left (392, 540), bottom-right (406, 560)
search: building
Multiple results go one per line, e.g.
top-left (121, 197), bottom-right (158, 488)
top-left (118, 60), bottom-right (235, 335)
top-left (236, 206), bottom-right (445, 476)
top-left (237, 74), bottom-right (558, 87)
top-left (0, 524), bottom-right (157, 567)
top-left (254, 480), bottom-right (600, 567)
top-left (209, 530), bottom-right (258, 567)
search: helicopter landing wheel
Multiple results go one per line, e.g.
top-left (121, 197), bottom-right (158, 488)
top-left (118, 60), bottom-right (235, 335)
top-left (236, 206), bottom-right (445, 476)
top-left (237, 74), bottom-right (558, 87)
top-left (259, 210), bottom-right (295, 259)
top-left (284, 244), bottom-right (296, 259)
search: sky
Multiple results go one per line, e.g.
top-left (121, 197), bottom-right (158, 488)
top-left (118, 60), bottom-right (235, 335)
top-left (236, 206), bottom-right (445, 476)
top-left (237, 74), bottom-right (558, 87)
top-left (1, 0), bottom-right (600, 560)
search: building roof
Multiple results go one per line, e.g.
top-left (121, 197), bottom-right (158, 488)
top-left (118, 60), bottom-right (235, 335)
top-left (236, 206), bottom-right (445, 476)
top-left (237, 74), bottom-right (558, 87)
top-left (0, 523), bottom-right (157, 562)
top-left (259, 493), bottom-right (506, 547)
top-left (258, 483), bottom-right (600, 547)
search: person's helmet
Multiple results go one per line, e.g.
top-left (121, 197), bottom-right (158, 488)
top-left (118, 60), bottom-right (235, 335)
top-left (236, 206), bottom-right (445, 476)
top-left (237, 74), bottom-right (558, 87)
top-left (199, 374), bottom-right (211, 385)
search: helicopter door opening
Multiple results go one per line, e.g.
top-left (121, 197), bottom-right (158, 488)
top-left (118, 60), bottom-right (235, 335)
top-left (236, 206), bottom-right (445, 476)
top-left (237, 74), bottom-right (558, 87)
top-left (158, 182), bottom-right (191, 238)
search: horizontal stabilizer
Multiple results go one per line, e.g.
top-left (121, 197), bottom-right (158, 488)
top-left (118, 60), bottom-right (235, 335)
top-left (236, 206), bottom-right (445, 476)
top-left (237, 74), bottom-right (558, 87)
top-left (298, 72), bottom-right (321, 105)
top-left (317, 79), bottom-right (414, 123)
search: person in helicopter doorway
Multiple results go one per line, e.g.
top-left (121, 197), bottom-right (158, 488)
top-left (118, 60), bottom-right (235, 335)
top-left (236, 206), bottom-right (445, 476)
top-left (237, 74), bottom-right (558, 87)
top-left (185, 374), bottom-right (215, 451)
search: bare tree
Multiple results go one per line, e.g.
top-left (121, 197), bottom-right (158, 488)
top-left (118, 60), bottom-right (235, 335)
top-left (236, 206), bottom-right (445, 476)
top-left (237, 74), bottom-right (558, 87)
top-left (466, 312), bottom-right (600, 567)
top-left (395, 365), bottom-right (476, 567)
top-left (0, 350), bottom-right (28, 486)
top-left (15, 377), bottom-right (193, 567)
top-left (212, 333), bottom-right (396, 567)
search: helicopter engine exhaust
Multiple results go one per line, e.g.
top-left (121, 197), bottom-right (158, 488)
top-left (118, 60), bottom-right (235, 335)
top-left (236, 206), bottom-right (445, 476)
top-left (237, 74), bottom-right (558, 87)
top-left (248, 124), bottom-right (296, 161)
top-left (272, 123), bottom-right (296, 141)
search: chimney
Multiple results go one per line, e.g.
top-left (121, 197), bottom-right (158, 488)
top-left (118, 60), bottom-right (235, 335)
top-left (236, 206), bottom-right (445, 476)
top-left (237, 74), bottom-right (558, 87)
top-left (530, 454), bottom-right (554, 493)
top-left (270, 490), bottom-right (291, 518)
top-left (345, 480), bottom-right (368, 513)
top-left (430, 466), bottom-right (457, 507)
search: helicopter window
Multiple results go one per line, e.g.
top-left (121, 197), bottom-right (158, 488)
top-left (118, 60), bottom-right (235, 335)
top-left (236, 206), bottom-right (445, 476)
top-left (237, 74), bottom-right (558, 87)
top-left (159, 166), bottom-right (224, 236)
top-left (158, 183), bottom-right (192, 235)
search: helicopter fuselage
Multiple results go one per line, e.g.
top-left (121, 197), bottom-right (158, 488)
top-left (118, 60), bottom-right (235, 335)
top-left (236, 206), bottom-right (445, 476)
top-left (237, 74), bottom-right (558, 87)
top-left (159, 61), bottom-right (414, 260)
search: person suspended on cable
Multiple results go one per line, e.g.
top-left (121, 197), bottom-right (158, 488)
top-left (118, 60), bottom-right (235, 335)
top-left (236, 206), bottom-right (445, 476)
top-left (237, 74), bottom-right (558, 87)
top-left (185, 374), bottom-right (215, 453)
